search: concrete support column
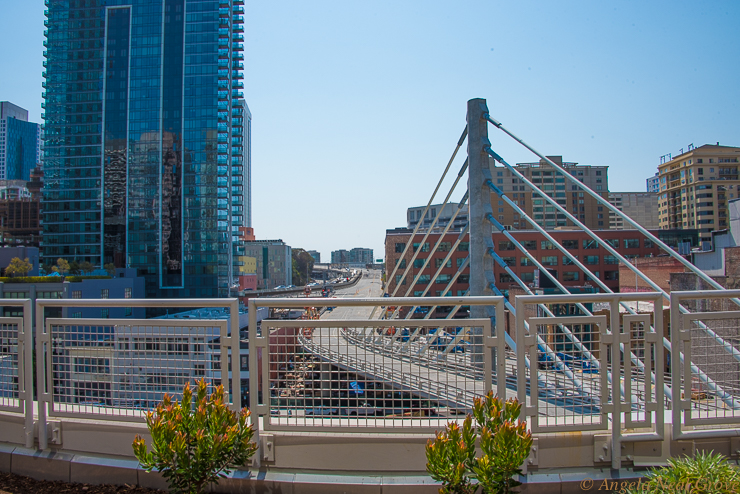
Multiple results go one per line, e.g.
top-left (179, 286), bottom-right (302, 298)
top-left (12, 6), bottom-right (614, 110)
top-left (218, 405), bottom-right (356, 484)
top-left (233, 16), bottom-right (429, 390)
top-left (467, 98), bottom-right (495, 364)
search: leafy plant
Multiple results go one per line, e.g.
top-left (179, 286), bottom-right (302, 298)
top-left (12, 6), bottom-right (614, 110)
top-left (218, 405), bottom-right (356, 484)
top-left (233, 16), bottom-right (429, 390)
top-left (51, 258), bottom-right (69, 276)
top-left (133, 379), bottom-right (258, 494)
top-left (623, 450), bottom-right (740, 494)
top-left (104, 262), bottom-right (116, 276)
top-left (79, 261), bottom-right (95, 275)
top-left (426, 392), bottom-right (532, 494)
top-left (5, 257), bottom-right (32, 277)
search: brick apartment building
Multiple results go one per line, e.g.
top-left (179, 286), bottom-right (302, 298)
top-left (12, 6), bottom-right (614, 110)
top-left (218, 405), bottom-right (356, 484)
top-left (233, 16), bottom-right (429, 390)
top-left (385, 228), bottom-right (698, 297)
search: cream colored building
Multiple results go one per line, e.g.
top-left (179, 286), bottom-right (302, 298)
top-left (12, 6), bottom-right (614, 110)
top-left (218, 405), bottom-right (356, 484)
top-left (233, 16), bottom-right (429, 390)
top-left (657, 144), bottom-right (740, 243)
top-left (608, 192), bottom-right (659, 230)
top-left (490, 156), bottom-right (609, 230)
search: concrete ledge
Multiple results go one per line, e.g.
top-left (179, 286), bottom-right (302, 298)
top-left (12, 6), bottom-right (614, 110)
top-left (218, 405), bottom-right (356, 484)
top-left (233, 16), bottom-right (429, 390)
top-left (71, 454), bottom-right (139, 486)
top-left (0, 444), bottom-right (15, 473)
top-left (11, 447), bottom-right (73, 482)
top-left (0, 442), bottom-right (658, 494)
top-left (137, 465), bottom-right (170, 491)
top-left (293, 473), bottom-right (382, 494)
top-left (210, 469), bottom-right (296, 494)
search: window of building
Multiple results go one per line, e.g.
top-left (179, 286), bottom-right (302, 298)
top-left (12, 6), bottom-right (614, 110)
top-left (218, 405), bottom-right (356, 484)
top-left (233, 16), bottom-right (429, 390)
top-left (644, 238), bottom-right (654, 248)
top-left (124, 287), bottom-right (132, 299)
top-left (584, 255), bottom-right (599, 265)
top-left (417, 274), bottom-right (430, 284)
top-left (413, 259), bottom-right (425, 269)
top-left (499, 273), bottom-right (513, 283)
top-left (624, 239), bottom-right (640, 249)
top-left (413, 242), bottom-right (430, 252)
top-left (562, 256), bottom-right (576, 265)
top-left (437, 242), bottom-right (452, 253)
top-left (583, 239), bottom-right (599, 249)
top-left (522, 240), bottom-right (537, 249)
top-left (73, 312), bottom-right (82, 318)
top-left (458, 274), bottom-right (470, 284)
top-left (521, 272), bottom-right (534, 282)
top-left (541, 240), bottom-right (556, 250)
top-left (101, 289), bottom-right (109, 299)
top-left (241, 356), bottom-right (249, 371)
top-left (72, 290), bottom-right (82, 299)
top-left (436, 274), bottom-right (451, 284)
top-left (604, 255), bottom-right (619, 265)
top-left (435, 258), bottom-right (452, 269)
top-left (604, 271), bottom-right (619, 281)
top-left (541, 256), bottom-right (558, 266)
top-left (498, 241), bottom-right (515, 251)
top-left (563, 272), bottom-right (579, 281)
top-left (521, 257), bottom-right (534, 266)
top-left (395, 275), bottom-right (406, 285)
top-left (397, 259), bottom-right (406, 269)
top-left (395, 243), bottom-right (405, 253)
top-left (456, 258), bottom-right (466, 267)
top-left (605, 239), bottom-right (619, 249)
top-left (101, 308), bottom-right (109, 318)
top-left (561, 239), bottom-right (578, 249)
top-left (125, 307), bottom-right (133, 317)
top-left (457, 242), bottom-right (469, 252)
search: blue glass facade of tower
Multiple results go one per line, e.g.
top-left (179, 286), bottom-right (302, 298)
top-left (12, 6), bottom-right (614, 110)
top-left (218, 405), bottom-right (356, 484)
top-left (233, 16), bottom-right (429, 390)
top-left (43, 0), bottom-right (247, 298)
top-left (4, 118), bottom-right (40, 181)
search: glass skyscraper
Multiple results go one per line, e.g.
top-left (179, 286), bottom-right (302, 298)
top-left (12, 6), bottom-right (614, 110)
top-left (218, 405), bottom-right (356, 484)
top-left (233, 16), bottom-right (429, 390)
top-left (42, 0), bottom-right (249, 298)
top-left (0, 102), bottom-right (41, 181)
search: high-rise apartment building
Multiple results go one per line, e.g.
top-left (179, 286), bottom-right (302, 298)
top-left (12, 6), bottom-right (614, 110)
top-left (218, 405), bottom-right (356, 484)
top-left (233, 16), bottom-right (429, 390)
top-left (489, 156), bottom-right (609, 230)
top-left (42, 0), bottom-right (249, 298)
top-left (657, 144), bottom-right (740, 243)
top-left (0, 102), bottom-right (41, 181)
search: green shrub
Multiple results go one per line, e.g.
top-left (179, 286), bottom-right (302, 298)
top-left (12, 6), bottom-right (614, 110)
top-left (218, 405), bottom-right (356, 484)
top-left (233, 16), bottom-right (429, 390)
top-left (65, 275), bottom-right (112, 282)
top-left (133, 379), bottom-right (258, 494)
top-left (623, 450), bottom-right (740, 494)
top-left (0, 276), bottom-right (61, 283)
top-left (426, 392), bottom-right (533, 494)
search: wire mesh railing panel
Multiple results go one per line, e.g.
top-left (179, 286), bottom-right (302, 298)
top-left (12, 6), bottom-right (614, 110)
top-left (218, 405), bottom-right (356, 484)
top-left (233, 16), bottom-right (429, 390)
top-left (261, 318), bottom-right (497, 432)
top-left (624, 314), bottom-right (660, 428)
top-left (678, 309), bottom-right (740, 428)
top-left (525, 316), bottom-right (608, 432)
top-left (0, 319), bottom-right (23, 412)
top-left (46, 319), bottom-right (229, 421)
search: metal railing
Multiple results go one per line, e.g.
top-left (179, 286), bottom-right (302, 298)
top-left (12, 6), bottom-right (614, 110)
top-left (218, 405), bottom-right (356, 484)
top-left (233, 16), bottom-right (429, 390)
top-left (0, 293), bottom-right (738, 471)
top-left (671, 290), bottom-right (740, 439)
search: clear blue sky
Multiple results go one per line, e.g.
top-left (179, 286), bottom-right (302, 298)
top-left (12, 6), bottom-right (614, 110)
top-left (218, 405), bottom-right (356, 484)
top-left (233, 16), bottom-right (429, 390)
top-left (1, 1), bottom-right (739, 262)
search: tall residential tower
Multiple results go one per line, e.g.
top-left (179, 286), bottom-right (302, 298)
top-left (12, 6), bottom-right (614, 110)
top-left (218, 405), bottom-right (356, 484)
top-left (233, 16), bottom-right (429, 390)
top-left (42, 0), bottom-right (249, 298)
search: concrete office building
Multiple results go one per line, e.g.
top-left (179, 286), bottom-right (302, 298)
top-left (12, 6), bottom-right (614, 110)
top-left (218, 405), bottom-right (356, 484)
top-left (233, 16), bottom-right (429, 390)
top-left (350, 247), bottom-right (373, 265)
top-left (243, 239), bottom-right (292, 290)
top-left (0, 102), bottom-right (41, 182)
top-left (647, 172), bottom-right (660, 193)
top-left (307, 250), bottom-right (320, 263)
top-left (608, 192), bottom-right (659, 230)
top-left (42, 0), bottom-right (249, 298)
top-left (407, 202), bottom-right (468, 231)
top-left (490, 156), bottom-right (610, 231)
top-left (657, 144), bottom-right (740, 243)
top-left (331, 249), bottom-right (349, 265)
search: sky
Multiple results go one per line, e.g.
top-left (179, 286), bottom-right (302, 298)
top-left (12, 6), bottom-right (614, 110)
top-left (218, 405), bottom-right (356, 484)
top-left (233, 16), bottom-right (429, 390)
top-left (1, 0), bottom-right (739, 262)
